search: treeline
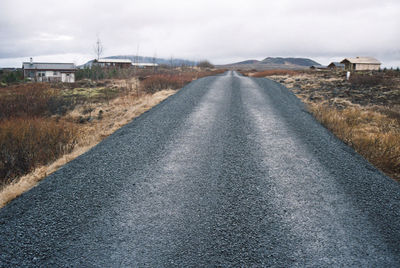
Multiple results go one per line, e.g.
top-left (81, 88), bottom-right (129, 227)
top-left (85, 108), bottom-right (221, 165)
top-left (0, 69), bottom-right (24, 85)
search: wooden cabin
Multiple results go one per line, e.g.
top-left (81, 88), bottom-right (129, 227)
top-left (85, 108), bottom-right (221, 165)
top-left (340, 57), bottom-right (381, 71)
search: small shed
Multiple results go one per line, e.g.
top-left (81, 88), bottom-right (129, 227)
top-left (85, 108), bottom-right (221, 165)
top-left (22, 59), bottom-right (76, 82)
top-left (95, 58), bottom-right (132, 68)
top-left (340, 57), bottom-right (381, 71)
top-left (327, 62), bottom-right (345, 69)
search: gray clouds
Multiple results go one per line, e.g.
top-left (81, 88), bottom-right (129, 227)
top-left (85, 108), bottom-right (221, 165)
top-left (0, 0), bottom-right (399, 66)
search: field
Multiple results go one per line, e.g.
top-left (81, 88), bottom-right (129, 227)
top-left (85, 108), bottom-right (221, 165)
top-left (246, 69), bottom-right (400, 181)
top-left (0, 68), bottom-right (226, 207)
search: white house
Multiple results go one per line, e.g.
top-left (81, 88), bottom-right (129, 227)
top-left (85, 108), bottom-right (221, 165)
top-left (22, 58), bottom-right (76, 82)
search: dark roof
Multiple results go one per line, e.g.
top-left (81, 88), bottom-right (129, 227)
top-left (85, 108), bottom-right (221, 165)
top-left (22, 62), bottom-right (76, 70)
top-left (328, 62), bottom-right (345, 68)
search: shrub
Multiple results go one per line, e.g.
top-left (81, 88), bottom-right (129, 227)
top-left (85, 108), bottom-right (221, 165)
top-left (0, 118), bottom-right (78, 185)
top-left (197, 60), bottom-right (214, 69)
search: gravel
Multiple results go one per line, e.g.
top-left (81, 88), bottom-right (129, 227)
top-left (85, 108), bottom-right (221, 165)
top-left (1, 71), bottom-right (399, 267)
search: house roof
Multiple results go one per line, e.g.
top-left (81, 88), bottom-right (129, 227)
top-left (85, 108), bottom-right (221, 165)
top-left (328, 62), bottom-right (345, 68)
top-left (23, 62), bottom-right (76, 70)
top-left (131, 62), bottom-right (158, 66)
top-left (340, 57), bottom-right (381, 65)
top-left (97, 58), bottom-right (132, 63)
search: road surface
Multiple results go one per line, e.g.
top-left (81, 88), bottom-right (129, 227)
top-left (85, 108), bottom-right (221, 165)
top-left (1, 71), bottom-right (400, 267)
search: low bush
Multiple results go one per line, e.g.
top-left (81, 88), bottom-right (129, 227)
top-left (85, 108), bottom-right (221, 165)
top-left (0, 118), bottom-right (78, 185)
top-left (197, 60), bottom-right (214, 69)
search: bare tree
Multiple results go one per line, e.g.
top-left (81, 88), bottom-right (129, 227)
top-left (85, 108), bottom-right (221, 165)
top-left (152, 52), bottom-right (157, 73)
top-left (92, 36), bottom-right (104, 81)
top-left (169, 56), bottom-right (174, 70)
top-left (135, 44), bottom-right (140, 68)
top-left (94, 36), bottom-right (103, 61)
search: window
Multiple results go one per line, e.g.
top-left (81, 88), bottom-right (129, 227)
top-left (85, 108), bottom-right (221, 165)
top-left (53, 71), bottom-right (58, 76)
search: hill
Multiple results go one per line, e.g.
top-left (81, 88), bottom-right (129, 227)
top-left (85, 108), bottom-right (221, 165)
top-left (219, 57), bottom-right (321, 70)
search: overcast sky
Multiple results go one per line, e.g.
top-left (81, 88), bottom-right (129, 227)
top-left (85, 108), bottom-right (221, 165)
top-left (0, 0), bottom-right (399, 67)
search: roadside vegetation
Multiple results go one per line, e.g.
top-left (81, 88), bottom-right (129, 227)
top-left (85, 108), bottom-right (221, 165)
top-left (243, 69), bottom-right (400, 182)
top-left (0, 65), bottom-right (225, 207)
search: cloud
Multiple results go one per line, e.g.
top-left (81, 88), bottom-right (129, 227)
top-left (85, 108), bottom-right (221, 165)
top-left (0, 0), bottom-right (399, 67)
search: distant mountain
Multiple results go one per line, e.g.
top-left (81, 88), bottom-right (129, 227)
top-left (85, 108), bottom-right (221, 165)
top-left (219, 57), bottom-right (321, 70)
top-left (234, 59), bottom-right (261, 65)
top-left (79, 55), bottom-right (197, 68)
top-left (261, 57), bottom-right (320, 67)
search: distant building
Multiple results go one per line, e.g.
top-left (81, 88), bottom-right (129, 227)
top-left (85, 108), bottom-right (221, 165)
top-left (327, 62), bottom-right (345, 69)
top-left (94, 58), bottom-right (132, 68)
top-left (131, 62), bottom-right (158, 68)
top-left (340, 57), bottom-right (381, 71)
top-left (310, 65), bottom-right (328, 70)
top-left (22, 58), bottom-right (76, 82)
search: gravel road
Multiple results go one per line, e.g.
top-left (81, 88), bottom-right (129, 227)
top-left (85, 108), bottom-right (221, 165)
top-left (1, 71), bottom-right (400, 267)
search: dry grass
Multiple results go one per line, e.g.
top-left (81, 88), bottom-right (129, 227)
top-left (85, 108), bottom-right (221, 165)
top-left (251, 69), bottom-right (303, 77)
top-left (142, 73), bottom-right (194, 93)
top-left (0, 89), bottom-right (176, 208)
top-left (0, 118), bottom-right (77, 183)
top-left (309, 103), bottom-right (400, 181)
